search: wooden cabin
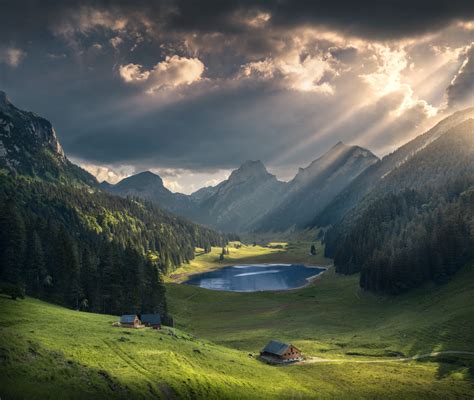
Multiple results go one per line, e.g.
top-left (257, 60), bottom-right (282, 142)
top-left (141, 313), bottom-right (162, 329)
top-left (120, 314), bottom-right (141, 328)
top-left (260, 340), bottom-right (302, 363)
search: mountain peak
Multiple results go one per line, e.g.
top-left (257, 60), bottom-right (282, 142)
top-left (117, 171), bottom-right (164, 188)
top-left (229, 160), bottom-right (273, 182)
top-left (292, 142), bottom-right (377, 186)
top-left (240, 159), bottom-right (266, 171)
top-left (136, 170), bottom-right (162, 180)
top-left (329, 140), bottom-right (348, 151)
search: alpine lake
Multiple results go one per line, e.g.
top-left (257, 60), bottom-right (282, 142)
top-left (183, 264), bottom-right (326, 292)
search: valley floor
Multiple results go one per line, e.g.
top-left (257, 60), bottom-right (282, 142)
top-left (1, 240), bottom-right (473, 399)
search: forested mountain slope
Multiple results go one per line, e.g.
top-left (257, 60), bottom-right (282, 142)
top-left (324, 119), bottom-right (474, 293)
top-left (314, 108), bottom-right (474, 226)
top-left (0, 93), bottom-right (227, 317)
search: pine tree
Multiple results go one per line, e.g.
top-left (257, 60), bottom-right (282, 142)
top-left (80, 247), bottom-right (99, 311)
top-left (98, 242), bottom-right (123, 314)
top-left (24, 231), bottom-right (46, 296)
top-left (141, 259), bottom-right (167, 316)
top-left (0, 200), bottom-right (26, 288)
top-left (121, 245), bottom-right (143, 314)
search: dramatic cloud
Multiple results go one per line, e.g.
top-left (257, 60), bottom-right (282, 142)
top-left (1, 1), bottom-right (473, 191)
top-left (119, 63), bottom-right (150, 82)
top-left (240, 53), bottom-right (334, 93)
top-left (1, 1), bottom-right (474, 42)
top-left (119, 56), bottom-right (205, 92)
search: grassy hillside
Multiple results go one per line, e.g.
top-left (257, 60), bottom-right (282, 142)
top-left (0, 296), bottom-right (311, 399)
top-left (1, 241), bottom-right (473, 399)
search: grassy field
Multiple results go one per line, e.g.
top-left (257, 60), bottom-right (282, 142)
top-left (1, 240), bottom-right (473, 399)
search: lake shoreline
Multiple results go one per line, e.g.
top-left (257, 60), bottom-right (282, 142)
top-left (181, 263), bottom-right (330, 293)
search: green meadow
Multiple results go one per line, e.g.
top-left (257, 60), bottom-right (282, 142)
top-left (1, 241), bottom-right (473, 399)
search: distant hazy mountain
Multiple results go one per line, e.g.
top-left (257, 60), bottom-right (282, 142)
top-left (189, 185), bottom-right (220, 203)
top-left (314, 107), bottom-right (474, 226)
top-left (198, 160), bottom-right (286, 232)
top-left (0, 91), bottom-right (97, 185)
top-left (106, 146), bottom-right (379, 233)
top-left (105, 160), bottom-right (288, 233)
top-left (254, 142), bottom-right (378, 232)
top-left (102, 171), bottom-right (197, 216)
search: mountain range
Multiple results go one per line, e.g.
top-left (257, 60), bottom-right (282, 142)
top-left (2, 86), bottom-right (473, 240)
top-left (103, 143), bottom-right (380, 233)
top-left (101, 107), bottom-right (474, 235)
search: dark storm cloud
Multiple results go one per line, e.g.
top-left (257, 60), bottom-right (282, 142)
top-left (1, 0), bottom-right (474, 40)
top-left (64, 81), bottom-right (308, 169)
top-left (1, 0), bottom-right (473, 188)
top-left (166, 0), bottom-right (474, 39)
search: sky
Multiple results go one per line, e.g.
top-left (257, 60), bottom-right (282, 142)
top-left (1, 0), bottom-right (474, 194)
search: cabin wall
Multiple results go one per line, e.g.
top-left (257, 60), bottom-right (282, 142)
top-left (281, 346), bottom-right (301, 360)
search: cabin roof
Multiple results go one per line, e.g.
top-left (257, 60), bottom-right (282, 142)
top-left (141, 313), bottom-right (161, 325)
top-left (120, 314), bottom-right (137, 323)
top-left (262, 340), bottom-right (291, 356)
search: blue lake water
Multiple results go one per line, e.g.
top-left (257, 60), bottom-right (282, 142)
top-left (183, 264), bottom-right (326, 292)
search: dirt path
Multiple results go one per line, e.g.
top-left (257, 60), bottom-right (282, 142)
top-left (300, 351), bottom-right (474, 364)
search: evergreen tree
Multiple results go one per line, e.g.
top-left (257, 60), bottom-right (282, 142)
top-left (0, 200), bottom-right (26, 288)
top-left (24, 231), bottom-right (46, 296)
top-left (141, 259), bottom-right (167, 316)
top-left (121, 245), bottom-right (143, 314)
top-left (80, 247), bottom-right (99, 311)
top-left (98, 242), bottom-right (123, 314)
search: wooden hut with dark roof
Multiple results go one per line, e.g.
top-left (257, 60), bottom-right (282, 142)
top-left (120, 314), bottom-right (141, 328)
top-left (141, 313), bottom-right (162, 329)
top-left (260, 340), bottom-right (302, 364)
